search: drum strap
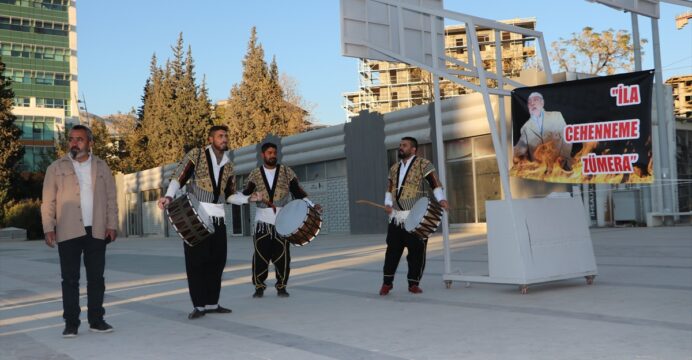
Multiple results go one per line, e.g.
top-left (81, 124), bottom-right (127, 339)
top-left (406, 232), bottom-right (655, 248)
top-left (190, 148), bottom-right (201, 188)
top-left (179, 149), bottom-right (200, 199)
top-left (395, 156), bottom-right (417, 208)
top-left (204, 149), bottom-right (223, 203)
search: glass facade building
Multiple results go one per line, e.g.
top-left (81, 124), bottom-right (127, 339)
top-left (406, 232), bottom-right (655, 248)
top-left (0, 0), bottom-right (78, 171)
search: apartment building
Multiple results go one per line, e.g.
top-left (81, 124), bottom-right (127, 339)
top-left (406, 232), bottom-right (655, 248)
top-left (0, 0), bottom-right (78, 172)
top-left (666, 74), bottom-right (692, 119)
top-left (343, 18), bottom-right (537, 118)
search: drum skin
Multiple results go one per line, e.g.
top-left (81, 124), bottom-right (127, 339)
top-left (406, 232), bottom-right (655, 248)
top-left (404, 197), bottom-right (443, 239)
top-left (275, 200), bottom-right (322, 246)
top-left (166, 193), bottom-right (215, 247)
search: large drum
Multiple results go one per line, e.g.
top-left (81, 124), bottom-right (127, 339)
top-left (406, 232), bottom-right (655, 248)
top-left (404, 197), bottom-right (443, 239)
top-left (166, 193), bottom-right (214, 247)
top-left (275, 199), bottom-right (322, 246)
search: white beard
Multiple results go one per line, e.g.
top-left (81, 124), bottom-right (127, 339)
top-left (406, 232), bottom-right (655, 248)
top-left (530, 111), bottom-right (543, 130)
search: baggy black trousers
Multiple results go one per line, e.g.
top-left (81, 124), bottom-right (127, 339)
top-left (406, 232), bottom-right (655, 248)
top-left (252, 223), bottom-right (290, 290)
top-left (183, 221), bottom-right (227, 307)
top-left (382, 221), bottom-right (428, 287)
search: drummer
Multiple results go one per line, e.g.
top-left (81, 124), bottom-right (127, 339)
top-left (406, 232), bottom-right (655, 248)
top-left (157, 125), bottom-right (235, 320)
top-left (380, 136), bottom-right (449, 296)
top-left (229, 142), bottom-right (321, 298)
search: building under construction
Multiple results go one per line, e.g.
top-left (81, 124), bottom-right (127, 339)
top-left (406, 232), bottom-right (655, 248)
top-left (666, 74), bottom-right (692, 213)
top-left (343, 18), bottom-right (537, 118)
top-left (666, 74), bottom-right (692, 119)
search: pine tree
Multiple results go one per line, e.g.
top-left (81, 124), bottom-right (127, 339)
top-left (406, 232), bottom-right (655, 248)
top-left (197, 75), bottom-right (213, 126)
top-left (90, 119), bottom-right (121, 172)
top-left (120, 117), bottom-right (152, 173)
top-left (0, 58), bottom-right (23, 222)
top-left (224, 27), bottom-right (271, 148)
top-left (141, 55), bottom-right (172, 166)
top-left (222, 27), bottom-right (308, 148)
top-left (136, 55), bottom-right (152, 123)
top-left (178, 45), bottom-right (210, 150)
top-left (137, 34), bottom-right (212, 167)
top-left (123, 56), bottom-right (157, 172)
top-left (267, 56), bottom-right (285, 131)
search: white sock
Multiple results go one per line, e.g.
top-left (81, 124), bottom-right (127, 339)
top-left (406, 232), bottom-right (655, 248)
top-left (195, 306), bottom-right (205, 311)
top-left (205, 304), bottom-right (219, 310)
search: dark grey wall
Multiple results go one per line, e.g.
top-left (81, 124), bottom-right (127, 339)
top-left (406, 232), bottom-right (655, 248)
top-left (345, 111), bottom-right (389, 234)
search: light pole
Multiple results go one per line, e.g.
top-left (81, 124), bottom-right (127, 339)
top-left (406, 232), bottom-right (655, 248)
top-left (78, 93), bottom-right (90, 127)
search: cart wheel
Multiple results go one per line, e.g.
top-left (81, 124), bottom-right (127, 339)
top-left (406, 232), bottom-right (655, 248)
top-left (444, 280), bottom-right (453, 289)
top-left (519, 285), bottom-right (528, 294)
top-left (464, 282), bottom-right (471, 288)
top-left (585, 275), bottom-right (596, 285)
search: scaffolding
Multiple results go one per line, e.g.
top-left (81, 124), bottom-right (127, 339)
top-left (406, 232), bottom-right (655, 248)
top-left (343, 18), bottom-right (538, 118)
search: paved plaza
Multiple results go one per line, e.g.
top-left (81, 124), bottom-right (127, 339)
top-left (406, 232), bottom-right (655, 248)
top-left (1, 226), bottom-right (691, 359)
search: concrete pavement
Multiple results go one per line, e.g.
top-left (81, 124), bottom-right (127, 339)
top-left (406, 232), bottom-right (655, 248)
top-left (1, 226), bottom-right (690, 359)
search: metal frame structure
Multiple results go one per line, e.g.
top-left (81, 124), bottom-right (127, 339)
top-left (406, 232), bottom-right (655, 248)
top-left (342, 18), bottom-right (539, 118)
top-left (342, 0), bottom-right (556, 286)
top-left (341, 0), bottom-right (691, 289)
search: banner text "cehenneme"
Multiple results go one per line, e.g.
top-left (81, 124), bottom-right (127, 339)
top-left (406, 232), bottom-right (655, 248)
top-left (564, 119), bottom-right (640, 143)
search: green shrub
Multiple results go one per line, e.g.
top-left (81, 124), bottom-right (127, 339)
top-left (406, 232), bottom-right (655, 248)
top-left (3, 199), bottom-right (43, 240)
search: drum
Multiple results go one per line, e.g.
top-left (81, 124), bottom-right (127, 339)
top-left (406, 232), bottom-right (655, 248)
top-left (404, 197), bottom-right (443, 239)
top-left (166, 193), bottom-right (215, 247)
top-left (275, 199), bottom-right (322, 246)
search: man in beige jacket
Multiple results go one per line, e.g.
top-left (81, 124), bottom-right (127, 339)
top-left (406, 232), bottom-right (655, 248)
top-left (41, 124), bottom-right (118, 338)
top-left (513, 92), bottom-right (572, 168)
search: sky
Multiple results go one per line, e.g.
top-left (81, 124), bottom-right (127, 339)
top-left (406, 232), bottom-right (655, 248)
top-left (77, 0), bottom-right (692, 125)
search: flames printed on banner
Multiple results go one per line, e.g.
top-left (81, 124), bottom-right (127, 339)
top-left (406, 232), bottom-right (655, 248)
top-left (510, 138), bottom-right (653, 184)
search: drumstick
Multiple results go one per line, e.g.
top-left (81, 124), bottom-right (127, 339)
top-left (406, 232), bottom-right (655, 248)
top-left (355, 200), bottom-right (387, 210)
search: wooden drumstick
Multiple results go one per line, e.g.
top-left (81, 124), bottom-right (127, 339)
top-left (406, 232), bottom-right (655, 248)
top-left (355, 199), bottom-right (387, 210)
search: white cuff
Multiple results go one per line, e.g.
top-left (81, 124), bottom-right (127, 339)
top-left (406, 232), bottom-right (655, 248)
top-left (433, 187), bottom-right (446, 202)
top-left (165, 180), bottom-right (181, 199)
top-left (384, 192), bottom-right (393, 207)
top-left (303, 198), bottom-right (315, 207)
top-left (228, 192), bottom-right (250, 205)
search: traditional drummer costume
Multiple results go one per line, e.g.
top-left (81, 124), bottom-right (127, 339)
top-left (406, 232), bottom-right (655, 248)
top-left (230, 164), bottom-right (312, 297)
top-left (164, 146), bottom-right (234, 313)
top-left (382, 155), bottom-right (445, 293)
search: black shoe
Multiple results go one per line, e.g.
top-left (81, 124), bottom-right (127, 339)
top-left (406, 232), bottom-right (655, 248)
top-left (277, 288), bottom-right (290, 298)
top-left (188, 309), bottom-right (205, 320)
top-left (252, 288), bottom-right (264, 298)
top-left (62, 325), bottom-right (78, 338)
top-left (206, 305), bottom-right (232, 314)
top-left (89, 321), bottom-right (113, 333)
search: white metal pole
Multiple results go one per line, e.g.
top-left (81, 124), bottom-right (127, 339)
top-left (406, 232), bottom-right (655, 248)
top-left (494, 30), bottom-right (507, 155)
top-left (537, 34), bottom-right (553, 84)
top-left (631, 11), bottom-right (649, 222)
top-left (665, 87), bottom-right (679, 216)
top-left (467, 23), bottom-right (513, 200)
top-left (631, 12), bottom-right (642, 71)
top-left (430, 16), bottom-right (452, 277)
top-left (651, 18), bottom-right (674, 216)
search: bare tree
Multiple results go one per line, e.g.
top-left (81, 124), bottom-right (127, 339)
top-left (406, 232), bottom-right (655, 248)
top-left (550, 27), bottom-right (647, 75)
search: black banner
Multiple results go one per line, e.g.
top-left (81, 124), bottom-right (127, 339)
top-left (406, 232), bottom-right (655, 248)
top-left (510, 70), bottom-right (654, 184)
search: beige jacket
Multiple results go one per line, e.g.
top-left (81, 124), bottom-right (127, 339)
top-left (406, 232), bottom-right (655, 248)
top-left (513, 111), bottom-right (572, 161)
top-left (41, 154), bottom-right (118, 242)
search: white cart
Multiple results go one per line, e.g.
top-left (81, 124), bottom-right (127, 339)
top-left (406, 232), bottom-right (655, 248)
top-left (444, 197), bottom-right (598, 294)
